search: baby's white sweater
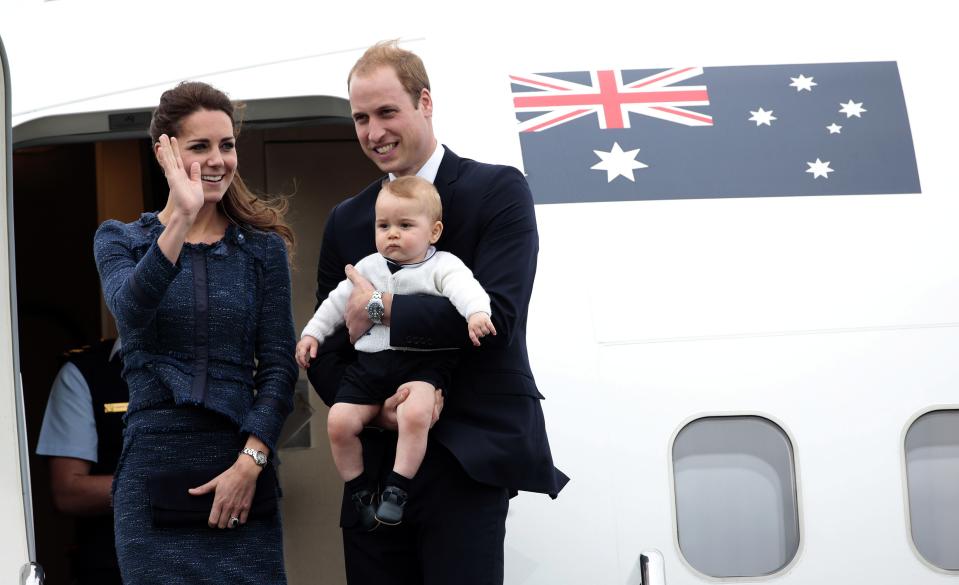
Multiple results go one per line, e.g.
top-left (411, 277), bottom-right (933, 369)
top-left (301, 250), bottom-right (491, 353)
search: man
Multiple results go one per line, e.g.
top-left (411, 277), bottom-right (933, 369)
top-left (307, 41), bottom-right (568, 584)
top-left (36, 338), bottom-right (128, 585)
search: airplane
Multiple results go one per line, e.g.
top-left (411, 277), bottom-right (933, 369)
top-left (2, 1), bottom-right (959, 584)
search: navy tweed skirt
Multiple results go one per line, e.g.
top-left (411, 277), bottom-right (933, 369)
top-left (113, 405), bottom-right (286, 584)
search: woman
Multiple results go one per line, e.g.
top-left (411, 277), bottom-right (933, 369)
top-left (94, 81), bottom-right (296, 584)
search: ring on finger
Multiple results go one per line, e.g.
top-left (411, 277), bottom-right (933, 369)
top-left (229, 516), bottom-right (240, 529)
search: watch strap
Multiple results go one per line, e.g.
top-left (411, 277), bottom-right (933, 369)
top-left (241, 447), bottom-right (267, 466)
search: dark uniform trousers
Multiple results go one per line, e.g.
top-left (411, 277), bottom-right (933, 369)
top-left (66, 340), bottom-right (127, 585)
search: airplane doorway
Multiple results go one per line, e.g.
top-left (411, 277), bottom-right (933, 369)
top-left (12, 102), bottom-right (380, 585)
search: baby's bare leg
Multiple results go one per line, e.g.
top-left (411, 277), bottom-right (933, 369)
top-left (393, 381), bottom-right (438, 479)
top-left (327, 402), bottom-right (381, 481)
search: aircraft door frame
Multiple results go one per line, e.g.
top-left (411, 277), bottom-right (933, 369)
top-left (0, 33), bottom-right (43, 584)
top-left (8, 93), bottom-right (356, 585)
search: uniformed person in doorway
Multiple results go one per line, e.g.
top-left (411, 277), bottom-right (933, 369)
top-left (36, 338), bottom-right (128, 585)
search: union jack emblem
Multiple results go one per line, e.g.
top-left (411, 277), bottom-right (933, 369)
top-left (511, 68), bottom-right (713, 132)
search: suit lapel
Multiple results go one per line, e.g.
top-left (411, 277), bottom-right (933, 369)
top-left (434, 146), bottom-right (460, 211)
top-left (433, 147), bottom-right (474, 259)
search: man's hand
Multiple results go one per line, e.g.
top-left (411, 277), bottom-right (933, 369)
top-left (467, 312), bottom-right (497, 347)
top-left (344, 264), bottom-right (375, 343)
top-left (374, 385), bottom-right (445, 431)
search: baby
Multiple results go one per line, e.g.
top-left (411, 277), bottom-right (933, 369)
top-left (296, 175), bottom-right (495, 529)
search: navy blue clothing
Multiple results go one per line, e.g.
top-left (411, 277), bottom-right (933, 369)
top-left (71, 340), bottom-right (127, 476)
top-left (94, 212), bottom-right (295, 585)
top-left (69, 341), bottom-right (127, 581)
top-left (342, 439), bottom-right (508, 585)
top-left (308, 148), bottom-right (568, 496)
top-left (113, 406), bottom-right (285, 585)
top-left (309, 148), bottom-right (566, 585)
top-left (94, 212), bottom-right (297, 452)
top-left (337, 350), bottom-right (458, 404)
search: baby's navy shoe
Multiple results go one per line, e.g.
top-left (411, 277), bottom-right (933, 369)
top-left (375, 486), bottom-right (408, 526)
top-left (351, 488), bottom-right (379, 532)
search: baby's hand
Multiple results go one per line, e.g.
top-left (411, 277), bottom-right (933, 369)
top-left (467, 313), bottom-right (496, 347)
top-left (296, 336), bottom-right (320, 368)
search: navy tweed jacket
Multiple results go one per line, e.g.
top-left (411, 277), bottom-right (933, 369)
top-left (94, 212), bottom-right (297, 452)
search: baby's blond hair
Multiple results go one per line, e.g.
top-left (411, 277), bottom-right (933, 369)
top-left (379, 176), bottom-right (443, 222)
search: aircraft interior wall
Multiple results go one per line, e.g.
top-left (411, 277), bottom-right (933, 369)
top-left (12, 120), bottom-right (380, 585)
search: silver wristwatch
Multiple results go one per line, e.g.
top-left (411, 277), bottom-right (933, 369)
top-left (366, 290), bottom-right (385, 325)
top-left (241, 447), bottom-right (267, 466)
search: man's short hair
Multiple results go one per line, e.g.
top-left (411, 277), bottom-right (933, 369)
top-left (348, 40), bottom-right (431, 107)
top-left (379, 176), bottom-right (443, 222)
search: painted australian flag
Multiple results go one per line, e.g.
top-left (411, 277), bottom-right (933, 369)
top-left (511, 62), bottom-right (921, 204)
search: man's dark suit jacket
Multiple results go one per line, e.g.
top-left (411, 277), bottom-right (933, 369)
top-left (307, 147), bottom-right (568, 497)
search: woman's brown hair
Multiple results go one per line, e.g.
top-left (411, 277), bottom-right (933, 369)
top-left (150, 81), bottom-right (295, 257)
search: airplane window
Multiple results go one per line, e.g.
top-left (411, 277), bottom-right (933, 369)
top-left (904, 409), bottom-right (959, 571)
top-left (672, 415), bottom-right (800, 578)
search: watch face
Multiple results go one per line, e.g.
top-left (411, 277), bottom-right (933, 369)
top-left (244, 448), bottom-right (267, 466)
top-left (368, 300), bottom-right (385, 324)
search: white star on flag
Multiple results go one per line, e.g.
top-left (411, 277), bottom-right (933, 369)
top-left (839, 100), bottom-right (866, 118)
top-left (591, 142), bottom-right (648, 183)
top-left (827, 123), bottom-right (842, 134)
top-left (748, 107), bottom-right (777, 126)
top-left (806, 158), bottom-right (834, 179)
top-left (789, 74), bottom-right (817, 92)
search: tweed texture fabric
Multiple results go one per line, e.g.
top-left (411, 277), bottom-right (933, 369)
top-left (95, 211), bottom-right (295, 583)
top-left (114, 406), bottom-right (286, 585)
top-left (93, 212), bottom-right (297, 452)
